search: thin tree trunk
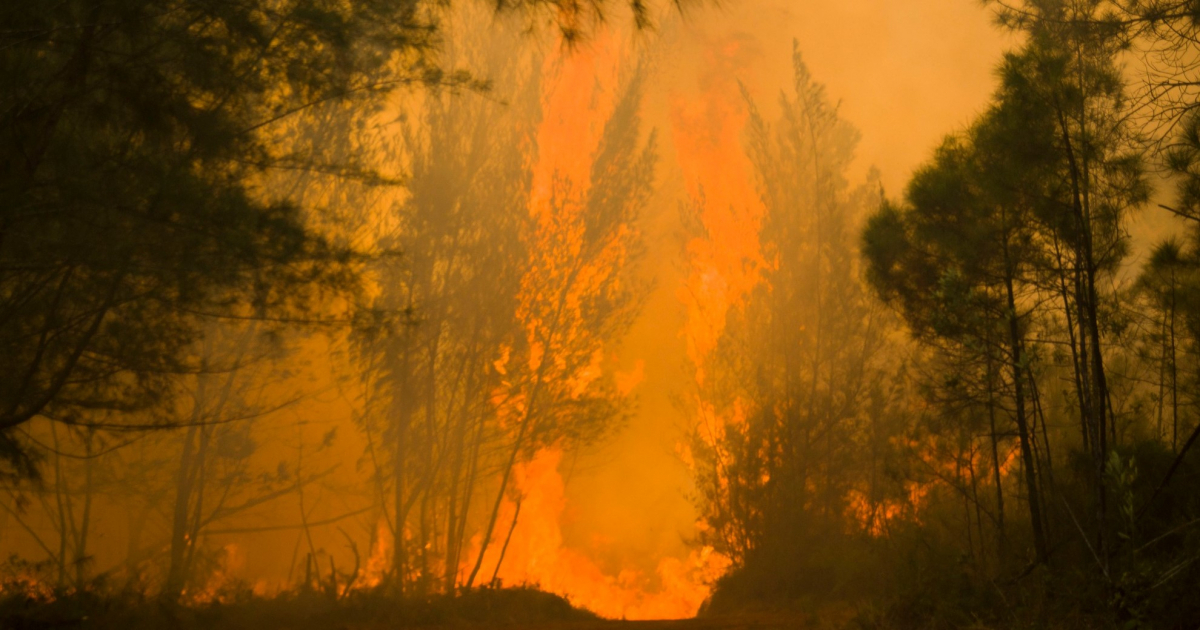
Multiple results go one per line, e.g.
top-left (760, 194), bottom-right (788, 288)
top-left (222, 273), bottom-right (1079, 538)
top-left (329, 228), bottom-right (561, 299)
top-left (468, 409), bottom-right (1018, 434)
top-left (167, 369), bottom-right (205, 598)
top-left (1169, 273), bottom-right (1179, 452)
top-left (1001, 238), bottom-right (1048, 563)
top-left (74, 433), bottom-right (95, 588)
top-left (1056, 101), bottom-right (1109, 565)
top-left (968, 440), bottom-right (987, 573)
top-left (1158, 314), bottom-right (1167, 442)
top-left (489, 499), bottom-right (523, 586)
top-left (985, 354), bottom-right (1007, 556)
top-left (465, 375), bottom-right (544, 589)
top-left (50, 423), bottom-right (69, 587)
top-left (392, 334), bottom-right (414, 591)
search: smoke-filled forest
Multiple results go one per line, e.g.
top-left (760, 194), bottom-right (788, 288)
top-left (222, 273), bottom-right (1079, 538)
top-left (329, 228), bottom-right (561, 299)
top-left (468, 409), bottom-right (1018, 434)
top-left (3, 0), bottom-right (1200, 629)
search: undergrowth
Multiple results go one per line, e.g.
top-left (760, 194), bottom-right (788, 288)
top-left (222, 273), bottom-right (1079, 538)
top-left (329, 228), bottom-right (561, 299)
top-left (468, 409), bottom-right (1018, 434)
top-left (0, 580), bottom-right (598, 630)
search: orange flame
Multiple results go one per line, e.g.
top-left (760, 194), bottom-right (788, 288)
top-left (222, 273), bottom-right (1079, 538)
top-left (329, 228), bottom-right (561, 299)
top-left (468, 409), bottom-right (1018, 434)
top-left (670, 35), bottom-right (770, 554)
top-left (472, 448), bottom-right (729, 619)
top-left (673, 33), bottom-right (769, 383)
top-left (461, 30), bottom-right (730, 619)
top-left (359, 518), bottom-right (391, 588)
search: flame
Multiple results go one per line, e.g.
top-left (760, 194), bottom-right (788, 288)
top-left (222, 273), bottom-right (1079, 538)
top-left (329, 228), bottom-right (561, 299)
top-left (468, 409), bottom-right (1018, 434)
top-left (843, 434), bottom-right (1023, 537)
top-left (515, 30), bottom-right (628, 382)
top-left (527, 36), bottom-right (622, 216)
top-left (463, 29), bottom-right (728, 621)
top-left (0, 573), bottom-right (54, 600)
top-left (846, 485), bottom-right (927, 537)
top-left (359, 518), bottom-right (391, 588)
top-left (673, 33), bottom-right (769, 383)
top-left (470, 448), bottom-right (729, 619)
top-left (183, 543), bottom-right (252, 604)
top-left (669, 32), bottom-right (772, 555)
top-left (614, 359), bottom-right (645, 396)
top-left (668, 32), bottom-right (958, 546)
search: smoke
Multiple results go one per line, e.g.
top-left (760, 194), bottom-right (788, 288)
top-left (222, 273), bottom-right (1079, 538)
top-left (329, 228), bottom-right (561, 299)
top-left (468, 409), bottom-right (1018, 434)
top-left (551, 0), bottom-right (1012, 617)
top-left (0, 0), bottom-right (1024, 619)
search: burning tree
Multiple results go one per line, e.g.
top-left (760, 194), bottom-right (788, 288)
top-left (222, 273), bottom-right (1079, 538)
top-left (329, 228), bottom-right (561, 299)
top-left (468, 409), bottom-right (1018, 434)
top-left (688, 43), bottom-right (905, 597)
top-left (353, 22), bottom-right (656, 594)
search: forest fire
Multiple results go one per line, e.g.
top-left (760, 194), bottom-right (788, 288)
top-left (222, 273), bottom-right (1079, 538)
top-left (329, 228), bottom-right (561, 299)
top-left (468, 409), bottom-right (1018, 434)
top-left (6, 1), bottom-right (1200, 629)
top-left (672, 34), bottom-right (769, 380)
top-left (470, 448), bottom-right (728, 619)
top-left (453, 27), bottom-right (727, 619)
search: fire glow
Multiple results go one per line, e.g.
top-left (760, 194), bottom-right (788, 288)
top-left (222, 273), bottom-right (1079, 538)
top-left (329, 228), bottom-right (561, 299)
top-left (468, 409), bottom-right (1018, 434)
top-left (469, 448), bottom-right (729, 619)
top-left (454, 29), bottom-right (732, 620)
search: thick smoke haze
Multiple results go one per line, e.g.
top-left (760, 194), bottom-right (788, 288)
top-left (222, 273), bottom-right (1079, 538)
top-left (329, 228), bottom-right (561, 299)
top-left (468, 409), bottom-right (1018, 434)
top-left (6, 0), bottom-right (1199, 626)
top-left (0, 0), bottom-right (1017, 614)
top-left (558, 0), bottom-right (1013, 608)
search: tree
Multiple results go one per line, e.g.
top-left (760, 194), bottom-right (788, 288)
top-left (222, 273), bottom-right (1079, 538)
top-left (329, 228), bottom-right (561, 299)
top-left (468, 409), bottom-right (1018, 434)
top-left (0, 0), bottom-right (666, 481)
top-left (461, 52), bottom-right (656, 590)
top-left (1137, 240), bottom-right (1187, 449)
top-left (161, 321), bottom-right (321, 599)
top-left (0, 0), bottom-right (452, 478)
top-left (1005, 4), bottom-right (1148, 562)
top-left (694, 45), bottom-right (898, 592)
top-left (354, 19), bottom-right (538, 591)
top-left (864, 114), bottom-right (1052, 564)
top-left (349, 17), bottom-right (657, 592)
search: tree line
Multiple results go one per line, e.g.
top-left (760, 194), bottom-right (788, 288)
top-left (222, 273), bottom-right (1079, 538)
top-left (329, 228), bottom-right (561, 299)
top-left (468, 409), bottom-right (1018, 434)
top-left (0, 0), bottom-right (656, 602)
top-left (691, 1), bottom-right (1200, 626)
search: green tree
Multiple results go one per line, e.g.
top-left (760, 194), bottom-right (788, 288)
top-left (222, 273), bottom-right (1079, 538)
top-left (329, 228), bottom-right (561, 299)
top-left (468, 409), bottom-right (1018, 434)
top-left (863, 110), bottom-right (1051, 564)
top-left (1002, 2), bottom-right (1148, 562)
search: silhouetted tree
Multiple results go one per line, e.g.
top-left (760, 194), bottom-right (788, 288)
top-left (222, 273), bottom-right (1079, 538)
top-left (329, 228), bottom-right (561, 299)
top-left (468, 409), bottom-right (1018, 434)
top-left (0, 0), bottom-right (459, 478)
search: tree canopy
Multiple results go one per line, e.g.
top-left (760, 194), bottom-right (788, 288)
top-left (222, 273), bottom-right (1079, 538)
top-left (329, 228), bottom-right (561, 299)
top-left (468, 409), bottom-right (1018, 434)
top-left (0, 0), bottom-right (661, 479)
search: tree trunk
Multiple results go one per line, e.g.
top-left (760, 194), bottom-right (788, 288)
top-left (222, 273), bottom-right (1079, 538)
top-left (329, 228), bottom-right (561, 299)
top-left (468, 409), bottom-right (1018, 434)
top-left (1002, 248), bottom-right (1048, 563)
top-left (985, 354), bottom-right (1007, 557)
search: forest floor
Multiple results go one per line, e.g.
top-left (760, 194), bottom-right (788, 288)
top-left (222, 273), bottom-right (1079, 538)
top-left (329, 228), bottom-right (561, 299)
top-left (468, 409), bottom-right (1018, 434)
top-left (0, 587), bottom-right (832, 630)
top-left (497, 616), bottom-right (809, 629)
top-left (339, 615), bottom-right (812, 630)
